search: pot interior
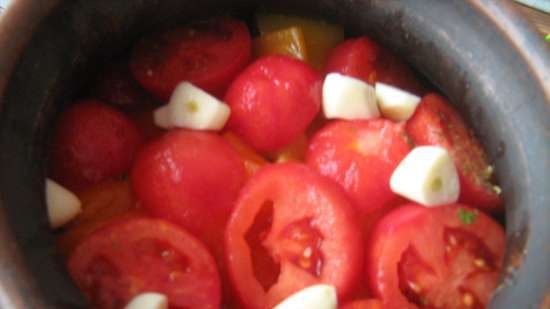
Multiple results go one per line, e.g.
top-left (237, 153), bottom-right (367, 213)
top-left (0, 1), bottom-right (549, 308)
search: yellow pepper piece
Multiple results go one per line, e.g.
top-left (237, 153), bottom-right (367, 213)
top-left (257, 13), bottom-right (344, 70)
top-left (254, 26), bottom-right (308, 61)
top-left (271, 134), bottom-right (308, 163)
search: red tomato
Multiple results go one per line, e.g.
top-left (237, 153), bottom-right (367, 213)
top-left (366, 204), bottom-right (505, 309)
top-left (68, 217), bottom-right (221, 309)
top-left (131, 130), bottom-right (246, 260)
top-left (225, 163), bottom-right (363, 309)
top-left (405, 94), bottom-right (502, 211)
top-left (91, 62), bottom-right (153, 110)
top-left (225, 55), bottom-right (322, 153)
top-left (340, 299), bottom-right (385, 309)
top-left (325, 36), bottom-right (424, 95)
top-left (131, 17), bottom-right (251, 100)
top-left (306, 119), bottom-right (412, 216)
top-left (49, 100), bottom-right (142, 192)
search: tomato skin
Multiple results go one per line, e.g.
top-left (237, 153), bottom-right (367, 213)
top-left (131, 17), bottom-right (251, 100)
top-left (225, 55), bottom-right (322, 153)
top-left (366, 204), bottom-right (505, 309)
top-left (49, 100), bottom-right (142, 193)
top-left (405, 94), bottom-right (502, 211)
top-left (68, 217), bottom-right (221, 309)
top-left (306, 119), bottom-right (412, 216)
top-left (325, 37), bottom-right (424, 94)
top-left (131, 130), bottom-right (246, 259)
top-left (225, 163), bottom-right (363, 309)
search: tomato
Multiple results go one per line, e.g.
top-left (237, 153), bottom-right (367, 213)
top-left (131, 17), bottom-right (251, 100)
top-left (49, 100), bottom-right (142, 193)
top-left (256, 14), bottom-right (344, 70)
top-left (225, 163), bottom-right (363, 309)
top-left (90, 62), bottom-right (153, 110)
top-left (253, 27), bottom-right (308, 61)
top-left (366, 204), bottom-right (505, 309)
top-left (340, 299), bottom-right (385, 309)
top-left (131, 130), bottom-right (246, 260)
top-left (405, 94), bottom-right (502, 211)
top-left (306, 119), bottom-right (412, 216)
top-left (225, 55), bottom-right (322, 153)
top-left (222, 131), bottom-right (269, 178)
top-left (68, 217), bottom-right (221, 309)
top-left (325, 37), bottom-right (424, 94)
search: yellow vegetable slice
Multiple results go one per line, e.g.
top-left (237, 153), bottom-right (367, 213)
top-left (253, 26), bottom-right (308, 61)
top-left (257, 13), bottom-right (344, 70)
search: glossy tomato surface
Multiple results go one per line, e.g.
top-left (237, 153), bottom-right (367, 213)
top-left (306, 119), bottom-right (412, 216)
top-left (131, 130), bottom-right (246, 260)
top-left (225, 55), bottom-right (322, 153)
top-left (225, 163), bottom-right (363, 309)
top-left (366, 204), bottom-right (505, 309)
top-left (325, 36), bottom-right (424, 94)
top-left (68, 217), bottom-right (221, 309)
top-left (49, 100), bottom-right (142, 193)
top-left (131, 16), bottom-right (251, 100)
top-left (406, 94), bottom-right (502, 211)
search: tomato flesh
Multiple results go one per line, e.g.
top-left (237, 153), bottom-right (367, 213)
top-left (49, 100), bottom-right (142, 193)
top-left (131, 130), bottom-right (246, 261)
top-left (225, 163), bottom-right (363, 309)
top-left (325, 36), bottom-right (425, 94)
top-left (405, 94), bottom-right (502, 211)
top-left (366, 204), bottom-right (505, 309)
top-left (306, 119), bottom-right (412, 216)
top-left (131, 17), bottom-right (251, 100)
top-left (225, 55), bottom-right (322, 153)
top-left (68, 217), bottom-right (221, 309)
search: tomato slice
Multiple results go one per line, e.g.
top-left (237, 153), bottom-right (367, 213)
top-left (68, 217), bottom-right (221, 309)
top-left (49, 100), bottom-right (142, 193)
top-left (253, 26), bottom-right (308, 61)
top-left (405, 94), bottom-right (502, 211)
top-left (325, 36), bottom-right (424, 95)
top-left (225, 55), bottom-right (322, 153)
top-left (131, 130), bottom-right (246, 261)
top-left (225, 163), bottom-right (363, 309)
top-left (366, 204), bottom-right (505, 309)
top-left (131, 17), bottom-right (251, 100)
top-left (306, 119), bottom-right (412, 216)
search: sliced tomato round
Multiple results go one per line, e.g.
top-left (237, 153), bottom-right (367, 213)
top-left (131, 16), bottom-right (251, 100)
top-left (366, 204), bottom-right (505, 309)
top-left (306, 119), bottom-right (412, 216)
top-left (325, 36), bottom-right (424, 95)
top-left (49, 100), bottom-right (142, 193)
top-left (405, 94), bottom-right (502, 211)
top-left (225, 163), bottom-right (363, 309)
top-left (225, 55), bottom-right (322, 153)
top-left (68, 217), bottom-right (221, 309)
top-left (131, 130), bottom-right (246, 260)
